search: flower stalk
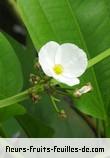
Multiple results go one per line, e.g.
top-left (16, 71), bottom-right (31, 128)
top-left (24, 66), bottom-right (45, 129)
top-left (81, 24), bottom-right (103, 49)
top-left (88, 48), bottom-right (110, 68)
top-left (0, 85), bottom-right (44, 108)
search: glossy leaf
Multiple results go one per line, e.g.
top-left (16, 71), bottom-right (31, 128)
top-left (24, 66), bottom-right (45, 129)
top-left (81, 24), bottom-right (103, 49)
top-left (0, 32), bottom-right (26, 135)
top-left (4, 32), bottom-right (36, 89)
top-left (0, 32), bottom-right (23, 98)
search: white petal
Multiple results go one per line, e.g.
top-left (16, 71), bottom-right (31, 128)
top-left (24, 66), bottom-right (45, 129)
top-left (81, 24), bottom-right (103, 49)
top-left (53, 74), bottom-right (80, 86)
top-left (39, 63), bottom-right (52, 76)
top-left (55, 43), bottom-right (88, 77)
top-left (39, 41), bottom-right (59, 66)
top-left (38, 41), bottom-right (59, 76)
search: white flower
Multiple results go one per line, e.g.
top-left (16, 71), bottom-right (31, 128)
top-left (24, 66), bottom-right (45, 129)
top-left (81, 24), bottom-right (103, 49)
top-left (38, 41), bottom-right (88, 86)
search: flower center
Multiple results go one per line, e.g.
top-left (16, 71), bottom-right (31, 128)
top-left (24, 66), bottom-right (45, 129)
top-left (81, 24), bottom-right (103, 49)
top-left (53, 64), bottom-right (63, 75)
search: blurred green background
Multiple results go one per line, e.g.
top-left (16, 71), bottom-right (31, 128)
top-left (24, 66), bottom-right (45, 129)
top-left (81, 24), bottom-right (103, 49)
top-left (0, 0), bottom-right (103, 138)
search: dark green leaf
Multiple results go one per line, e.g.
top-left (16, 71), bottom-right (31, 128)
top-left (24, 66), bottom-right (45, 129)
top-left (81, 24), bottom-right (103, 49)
top-left (0, 32), bottom-right (25, 125)
top-left (0, 104), bottom-right (26, 122)
top-left (29, 93), bottom-right (95, 137)
top-left (16, 113), bottom-right (54, 138)
top-left (0, 32), bottom-right (23, 98)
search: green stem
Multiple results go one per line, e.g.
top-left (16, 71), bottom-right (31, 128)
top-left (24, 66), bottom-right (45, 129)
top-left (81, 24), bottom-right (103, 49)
top-left (0, 85), bottom-right (43, 108)
top-left (88, 48), bottom-right (110, 68)
top-left (50, 96), bottom-right (60, 113)
top-left (0, 90), bottom-right (28, 108)
top-left (0, 48), bottom-right (110, 108)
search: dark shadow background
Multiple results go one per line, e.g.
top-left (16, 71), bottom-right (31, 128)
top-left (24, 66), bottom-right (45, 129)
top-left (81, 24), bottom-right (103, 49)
top-left (0, 0), bottom-right (25, 44)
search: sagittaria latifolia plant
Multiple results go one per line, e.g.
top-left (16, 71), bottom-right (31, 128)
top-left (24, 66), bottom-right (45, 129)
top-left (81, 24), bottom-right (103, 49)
top-left (1, 0), bottom-right (110, 138)
top-left (0, 35), bottom-right (110, 136)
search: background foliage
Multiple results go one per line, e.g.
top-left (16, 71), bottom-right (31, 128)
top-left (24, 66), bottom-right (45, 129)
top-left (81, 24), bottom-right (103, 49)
top-left (0, 0), bottom-right (110, 137)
